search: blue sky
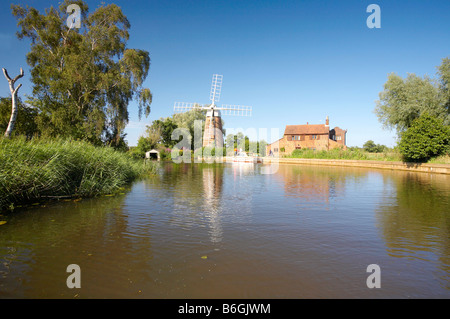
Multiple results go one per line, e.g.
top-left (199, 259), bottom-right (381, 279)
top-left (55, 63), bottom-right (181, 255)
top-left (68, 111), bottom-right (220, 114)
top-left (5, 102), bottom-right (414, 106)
top-left (1, 0), bottom-right (449, 147)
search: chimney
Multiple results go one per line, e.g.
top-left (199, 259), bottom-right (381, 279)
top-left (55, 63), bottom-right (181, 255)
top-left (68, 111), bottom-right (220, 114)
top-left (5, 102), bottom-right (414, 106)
top-left (325, 116), bottom-right (329, 127)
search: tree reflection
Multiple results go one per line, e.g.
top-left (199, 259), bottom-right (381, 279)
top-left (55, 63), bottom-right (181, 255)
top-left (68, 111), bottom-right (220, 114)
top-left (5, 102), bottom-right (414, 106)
top-left (375, 172), bottom-right (450, 287)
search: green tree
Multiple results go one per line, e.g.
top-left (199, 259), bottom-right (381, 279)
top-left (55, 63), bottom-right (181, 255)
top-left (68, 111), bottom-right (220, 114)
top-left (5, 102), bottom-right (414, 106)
top-left (375, 58), bottom-right (450, 134)
top-left (225, 132), bottom-right (244, 153)
top-left (363, 140), bottom-right (386, 153)
top-left (363, 140), bottom-right (377, 152)
top-left (438, 57), bottom-right (450, 115)
top-left (11, 1), bottom-right (152, 147)
top-left (130, 136), bottom-right (153, 159)
top-left (144, 123), bottom-right (163, 148)
top-left (258, 140), bottom-right (268, 156)
top-left (225, 133), bottom-right (235, 150)
top-left (172, 108), bottom-right (206, 149)
top-left (398, 113), bottom-right (449, 162)
top-left (0, 97), bottom-right (38, 138)
top-left (152, 118), bottom-right (178, 147)
top-left (225, 133), bottom-right (266, 155)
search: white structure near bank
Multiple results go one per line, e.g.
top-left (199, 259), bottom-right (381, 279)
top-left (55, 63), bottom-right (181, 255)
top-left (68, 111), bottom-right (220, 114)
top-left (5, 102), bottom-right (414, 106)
top-left (145, 149), bottom-right (160, 160)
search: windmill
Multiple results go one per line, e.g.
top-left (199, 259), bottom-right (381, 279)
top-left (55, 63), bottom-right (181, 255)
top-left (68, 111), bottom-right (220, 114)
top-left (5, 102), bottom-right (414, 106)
top-left (174, 74), bottom-right (252, 148)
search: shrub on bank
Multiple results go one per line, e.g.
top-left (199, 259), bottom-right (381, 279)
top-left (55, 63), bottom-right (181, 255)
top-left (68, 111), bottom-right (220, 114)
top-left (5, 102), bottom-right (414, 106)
top-left (0, 137), bottom-right (157, 210)
top-left (398, 113), bottom-right (450, 162)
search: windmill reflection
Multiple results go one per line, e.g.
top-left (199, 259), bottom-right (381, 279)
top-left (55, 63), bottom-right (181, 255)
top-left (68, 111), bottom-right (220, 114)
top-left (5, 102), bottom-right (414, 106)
top-left (202, 166), bottom-right (224, 243)
top-left (161, 163), bottom-right (226, 244)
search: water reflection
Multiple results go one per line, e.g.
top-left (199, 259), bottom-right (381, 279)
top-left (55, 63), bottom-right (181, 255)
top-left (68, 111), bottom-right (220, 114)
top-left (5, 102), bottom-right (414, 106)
top-left (1, 162), bottom-right (449, 298)
top-left (151, 163), bottom-right (226, 243)
top-left (151, 163), bottom-right (263, 244)
top-left (375, 172), bottom-right (450, 288)
top-left (0, 194), bottom-right (152, 298)
top-left (274, 164), bottom-right (369, 205)
top-left (202, 167), bottom-right (224, 243)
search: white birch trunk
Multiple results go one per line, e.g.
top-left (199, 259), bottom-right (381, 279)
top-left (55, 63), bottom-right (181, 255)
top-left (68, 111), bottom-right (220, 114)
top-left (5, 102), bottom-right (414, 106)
top-left (2, 68), bottom-right (24, 138)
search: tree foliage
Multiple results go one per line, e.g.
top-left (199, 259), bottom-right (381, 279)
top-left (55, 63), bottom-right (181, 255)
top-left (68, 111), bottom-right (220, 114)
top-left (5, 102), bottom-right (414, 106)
top-left (152, 118), bottom-right (178, 148)
top-left (11, 0), bottom-right (152, 146)
top-left (130, 136), bottom-right (153, 159)
top-left (172, 107), bottom-right (207, 148)
top-left (0, 97), bottom-right (38, 138)
top-left (375, 58), bottom-right (450, 134)
top-left (363, 140), bottom-right (387, 153)
top-left (225, 132), bottom-right (267, 155)
top-left (135, 109), bottom-right (207, 156)
top-left (398, 113), bottom-right (449, 162)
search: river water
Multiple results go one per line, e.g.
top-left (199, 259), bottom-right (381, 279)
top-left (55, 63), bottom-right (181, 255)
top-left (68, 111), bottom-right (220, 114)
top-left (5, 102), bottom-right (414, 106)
top-left (0, 162), bottom-right (449, 298)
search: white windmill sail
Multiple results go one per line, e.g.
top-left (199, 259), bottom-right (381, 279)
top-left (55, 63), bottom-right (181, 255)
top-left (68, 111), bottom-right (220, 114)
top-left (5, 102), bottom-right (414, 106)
top-left (173, 74), bottom-right (252, 148)
top-left (219, 105), bottom-right (252, 116)
top-left (210, 74), bottom-right (223, 104)
top-left (174, 102), bottom-right (203, 113)
top-left (173, 74), bottom-right (252, 116)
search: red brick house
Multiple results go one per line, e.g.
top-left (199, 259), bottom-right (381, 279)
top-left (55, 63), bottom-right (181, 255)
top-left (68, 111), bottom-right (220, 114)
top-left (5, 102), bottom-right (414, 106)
top-left (266, 116), bottom-right (347, 156)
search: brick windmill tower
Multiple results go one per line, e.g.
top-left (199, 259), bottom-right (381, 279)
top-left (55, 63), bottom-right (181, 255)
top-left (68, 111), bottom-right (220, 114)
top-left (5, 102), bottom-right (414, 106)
top-left (174, 74), bottom-right (252, 148)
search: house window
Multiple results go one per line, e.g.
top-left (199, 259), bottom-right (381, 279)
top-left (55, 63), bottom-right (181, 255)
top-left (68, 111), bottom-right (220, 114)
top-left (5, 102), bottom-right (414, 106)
top-left (274, 148), bottom-right (278, 152)
top-left (310, 135), bottom-right (319, 140)
top-left (336, 136), bottom-right (342, 141)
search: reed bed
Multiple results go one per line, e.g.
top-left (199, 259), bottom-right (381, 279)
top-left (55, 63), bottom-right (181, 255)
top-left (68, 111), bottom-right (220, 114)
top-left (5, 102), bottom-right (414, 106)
top-left (0, 137), bottom-right (157, 210)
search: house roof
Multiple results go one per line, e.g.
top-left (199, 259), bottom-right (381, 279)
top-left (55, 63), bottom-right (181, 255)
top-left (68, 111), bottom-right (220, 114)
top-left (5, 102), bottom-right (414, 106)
top-left (284, 124), bottom-right (329, 135)
top-left (332, 126), bottom-right (347, 133)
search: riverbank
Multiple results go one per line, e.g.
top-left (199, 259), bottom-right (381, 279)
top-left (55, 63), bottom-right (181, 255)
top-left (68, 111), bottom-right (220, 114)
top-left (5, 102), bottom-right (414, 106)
top-left (0, 137), bottom-right (157, 211)
top-left (258, 157), bottom-right (450, 174)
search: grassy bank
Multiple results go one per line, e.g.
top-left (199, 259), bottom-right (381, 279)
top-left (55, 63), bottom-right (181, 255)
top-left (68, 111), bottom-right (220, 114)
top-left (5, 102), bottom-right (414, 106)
top-left (427, 154), bottom-right (450, 164)
top-left (0, 137), bottom-right (158, 210)
top-left (285, 148), bottom-right (403, 161)
top-left (284, 148), bottom-right (450, 164)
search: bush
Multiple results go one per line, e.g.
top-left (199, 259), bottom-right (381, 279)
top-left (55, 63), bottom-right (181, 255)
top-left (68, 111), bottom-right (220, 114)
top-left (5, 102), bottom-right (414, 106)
top-left (157, 147), bottom-right (172, 160)
top-left (363, 140), bottom-right (387, 153)
top-left (398, 113), bottom-right (450, 162)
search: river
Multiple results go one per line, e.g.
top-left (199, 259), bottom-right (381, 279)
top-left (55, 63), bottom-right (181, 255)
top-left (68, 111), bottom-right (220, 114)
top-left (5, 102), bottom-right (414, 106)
top-left (1, 162), bottom-right (449, 298)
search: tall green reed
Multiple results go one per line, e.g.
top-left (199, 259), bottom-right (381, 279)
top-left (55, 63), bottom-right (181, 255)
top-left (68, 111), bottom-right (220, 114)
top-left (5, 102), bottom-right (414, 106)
top-left (0, 137), bottom-right (157, 210)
